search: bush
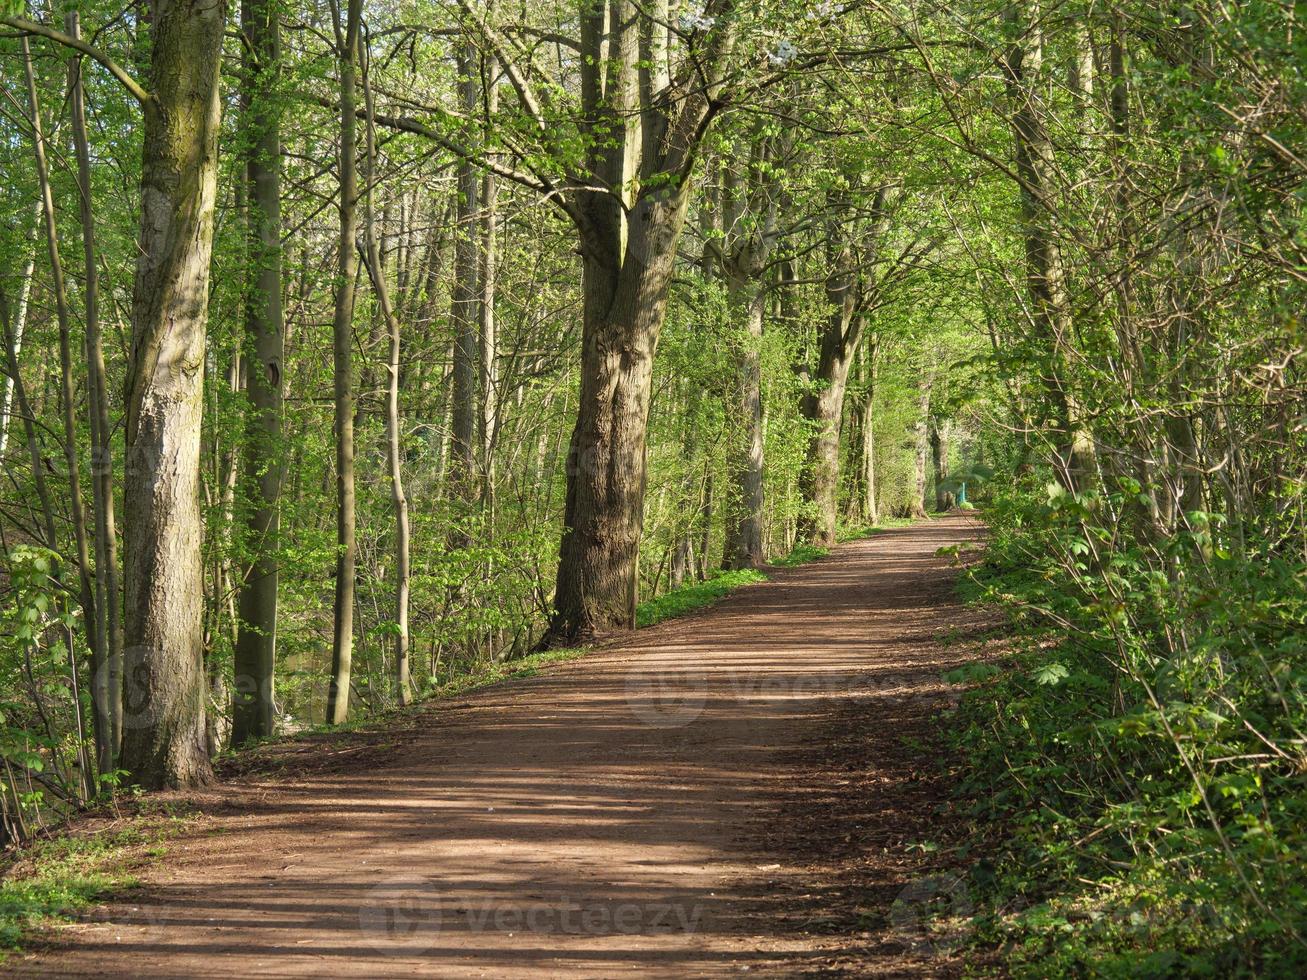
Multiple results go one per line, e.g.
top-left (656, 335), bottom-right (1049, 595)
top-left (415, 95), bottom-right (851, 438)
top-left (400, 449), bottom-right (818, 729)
top-left (949, 478), bottom-right (1307, 976)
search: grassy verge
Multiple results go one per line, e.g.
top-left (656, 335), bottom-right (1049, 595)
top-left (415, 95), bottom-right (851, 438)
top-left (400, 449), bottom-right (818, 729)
top-left (636, 568), bottom-right (767, 626)
top-left (768, 519), bottom-right (913, 569)
top-left (0, 801), bottom-right (197, 955)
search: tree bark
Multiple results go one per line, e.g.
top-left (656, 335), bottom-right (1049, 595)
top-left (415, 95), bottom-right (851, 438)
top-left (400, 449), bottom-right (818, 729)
top-left (544, 0), bottom-right (736, 643)
top-left (1001, 7), bottom-right (1095, 491)
top-left (0, 205), bottom-right (38, 462)
top-left (232, 0), bottom-right (284, 745)
top-left (326, 0), bottom-right (362, 726)
top-left (720, 138), bottom-right (780, 570)
top-left (722, 281), bottom-right (766, 567)
top-left (859, 341), bottom-right (878, 524)
top-left (479, 55), bottom-right (500, 513)
top-left (931, 419), bottom-right (953, 512)
top-left (797, 185), bottom-right (897, 545)
top-left (798, 262), bottom-right (861, 546)
top-left (120, 0), bottom-right (226, 788)
top-left (551, 226), bottom-right (685, 640)
top-left (911, 381), bottom-right (932, 519)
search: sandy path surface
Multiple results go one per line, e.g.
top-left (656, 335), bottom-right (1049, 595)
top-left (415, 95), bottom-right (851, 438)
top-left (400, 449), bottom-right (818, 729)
top-left (12, 515), bottom-right (983, 978)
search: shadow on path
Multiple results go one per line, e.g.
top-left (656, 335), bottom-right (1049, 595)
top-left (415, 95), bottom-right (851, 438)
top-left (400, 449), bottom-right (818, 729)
top-left (13, 516), bottom-right (984, 978)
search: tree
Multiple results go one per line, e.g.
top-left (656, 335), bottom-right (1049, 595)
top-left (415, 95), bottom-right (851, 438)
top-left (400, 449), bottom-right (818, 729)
top-left (113, 0), bottom-right (227, 788)
top-left (326, 0), bottom-right (363, 726)
top-left (232, 0), bottom-right (285, 746)
top-left (717, 134), bottom-right (784, 570)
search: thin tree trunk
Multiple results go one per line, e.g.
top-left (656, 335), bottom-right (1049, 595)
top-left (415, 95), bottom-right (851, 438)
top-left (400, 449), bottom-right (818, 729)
top-left (0, 288), bottom-right (58, 551)
top-left (326, 0), bottom-right (362, 726)
top-left (360, 36), bottom-right (412, 707)
top-left (0, 205), bottom-right (38, 461)
top-left (699, 470), bottom-right (714, 581)
top-left (860, 342), bottom-right (878, 524)
top-left (120, 0), bottom-right (226, 788)
top-left (480, 56), bottom-right (500, 513)
top-left (911, 382), bottom-right (932, 519)
top-left (232, 0), bottom-right (284, 745)
top-left (722, 282), bottom-right (766, 568)
top-left (67, 12), bottom-right (123, 770)
top-left (449, 43), bottom-right (481, 515)
top-left (931, 419), bottom-right (953, 512)
top-left (23, 36), bottom-right (104, 771)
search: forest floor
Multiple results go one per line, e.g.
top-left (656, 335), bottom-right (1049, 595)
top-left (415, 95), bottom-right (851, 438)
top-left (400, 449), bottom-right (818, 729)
top-left (9, 514), bottom-right (994, 978)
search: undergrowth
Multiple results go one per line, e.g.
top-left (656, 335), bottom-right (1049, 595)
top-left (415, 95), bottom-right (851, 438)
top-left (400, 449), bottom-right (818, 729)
top-left (0, 801), bottom-right (195, 954)
top-left (946, 479), bottom-right (1307, 977)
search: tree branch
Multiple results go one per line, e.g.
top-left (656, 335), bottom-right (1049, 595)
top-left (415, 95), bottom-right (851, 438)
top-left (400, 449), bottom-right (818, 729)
top-left (1, 16), bottom-right (151, 106)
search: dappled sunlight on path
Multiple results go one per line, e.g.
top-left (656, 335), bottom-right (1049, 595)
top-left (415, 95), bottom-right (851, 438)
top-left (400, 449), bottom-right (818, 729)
top-left (14, 516), bottom-right (982, 978)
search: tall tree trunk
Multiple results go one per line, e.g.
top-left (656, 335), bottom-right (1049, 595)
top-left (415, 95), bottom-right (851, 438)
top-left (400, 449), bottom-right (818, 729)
top-left (859, 342), bottom-right (878, 524)
top-left (722, 281), bottom-right (766, 568)
top-left (326, 0), bottom-right (362, 726)
top-left (544, 0), bottom-right (736, 643)
top-left (67, 13), bottom-right (124, 770)
top-left (23, 36), bottom-right (103, 776)
top-left (796, 186), bottom-right (895, 545)
top-left (549, 182), bottom-right (694, 641)
top-left (479, 57), bottom-right (500, 513)
top-left (232, 0), bottom-right (284, 745)
top-left (1002, 7), bottom-right (1094, 490)
top-left (720, 138), bottom-right (779, 570)
top-left (360, 37), bottom-right (413, 707)
top-left (449, 43), bottom-right (481, 515)
top-left (798, 270), bottom-right (861, 546)
top-left (121, 0), bottom-right (226, 788)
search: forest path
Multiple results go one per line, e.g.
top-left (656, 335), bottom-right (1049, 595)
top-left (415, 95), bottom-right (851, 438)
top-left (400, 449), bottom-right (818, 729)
top-left (16, 515), bottom-right (985, 978)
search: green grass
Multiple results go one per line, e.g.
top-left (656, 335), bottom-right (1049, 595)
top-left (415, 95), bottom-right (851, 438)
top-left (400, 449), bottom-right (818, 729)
top-left (0, 803), bottom-right (194, 953)
top-left (770, 543), bottom-right (829, 567)
top-left (636, 568), bottom-right (768, 627)
top-left (422, 646), bottom-right (590, 698)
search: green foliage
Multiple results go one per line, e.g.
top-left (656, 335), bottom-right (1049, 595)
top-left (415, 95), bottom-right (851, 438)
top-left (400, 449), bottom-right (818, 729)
top-left (0, 840), bottom-right (120, 950)
top-left (948, 481), bottom-right (1307, 976)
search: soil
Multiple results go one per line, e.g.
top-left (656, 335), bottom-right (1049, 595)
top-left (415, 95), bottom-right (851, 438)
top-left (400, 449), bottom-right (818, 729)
top-left (10, 514), bottom-right (991, 978)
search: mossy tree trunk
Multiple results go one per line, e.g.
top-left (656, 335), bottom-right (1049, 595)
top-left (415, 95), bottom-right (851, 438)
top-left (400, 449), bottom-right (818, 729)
top-left (120, 0), bottom-right (227, 789)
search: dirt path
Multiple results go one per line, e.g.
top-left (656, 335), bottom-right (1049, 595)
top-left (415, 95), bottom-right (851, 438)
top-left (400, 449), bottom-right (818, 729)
top-left (14, 515), bottom-right (985, 978)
